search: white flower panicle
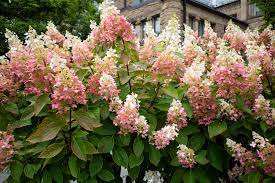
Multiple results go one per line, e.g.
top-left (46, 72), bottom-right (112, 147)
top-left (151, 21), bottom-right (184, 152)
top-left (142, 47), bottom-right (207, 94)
top-left (181, 60), bottom-right (205, 84)
top-left (24, 27), bottom-right (44, 50)
top-left (124, 93), bottom-right (140, 110)
top-left (177, 144), bottom-right (196, 168)
top-left (99, 0), bottom-right (120, 20)
top-left (49, 54), bottom-right (67, 71)
top-left (63, 31), bottom-right (81, 49)
top-left (250, 131), bottom-right (270, 150)
top-left (159, 16), bottom-right (181, 50)
top-left (5, 29), bottom-right (23, 51)
top-left (90, 20), bottom-right (97, 31)
top-left (143, 170), bottom-right (164, 183)
top-left (144, 21), bottom-right (156, 38)
top-left (105, 48), bottom-right (118, 59)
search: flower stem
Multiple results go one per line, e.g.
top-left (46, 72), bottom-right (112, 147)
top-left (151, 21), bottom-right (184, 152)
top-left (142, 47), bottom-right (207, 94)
top-left (147, 82), bottom-right (161, 110)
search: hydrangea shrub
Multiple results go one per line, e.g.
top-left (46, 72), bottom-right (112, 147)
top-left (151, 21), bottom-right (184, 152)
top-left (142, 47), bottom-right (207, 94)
top-left (0, 0), bottom-right (274, 182)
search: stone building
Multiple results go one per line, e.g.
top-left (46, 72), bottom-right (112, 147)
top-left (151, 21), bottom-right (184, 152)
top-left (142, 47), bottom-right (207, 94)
top-left (114, 0), bottom-right (263, 38)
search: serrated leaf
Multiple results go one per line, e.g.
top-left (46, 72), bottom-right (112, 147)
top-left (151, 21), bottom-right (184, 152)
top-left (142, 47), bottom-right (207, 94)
top-left (112, 147), bottom-right (128, 167)
top-left (183, 169), bottom-right (197, 183)
top-left (171, 168), bottom-right (185, 183)
top-left (180, 125), bottom-right (200, 136)
top-left (39, 142), bottom-right (65, 158)
top-left (208, 121), bottom-right (227, 138)
top-left (73, 110), bottom-right (102, 131)
top-left (98, 170), bottom-right (114, 182)
top-left (34, 94), bottom-right (50, 116)
top-left (4, 103), bottom-right (19, 115)
top-left (27, 115), bottom-right (66, 144)
top-left (133, 136), bottom-right (144, 157)
top-left (89, 155), bottom-right (103, 177)
top-left (176, 130), bottom-right (188, 145)
top-left (207, 143), bottom-right (224, 171)
top-left (128, 166), bottom-right (140, 180)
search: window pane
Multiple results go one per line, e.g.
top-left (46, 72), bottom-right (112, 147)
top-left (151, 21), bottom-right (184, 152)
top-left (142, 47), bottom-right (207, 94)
top-left (132, 0), bottom-right (141, 6)
top-left (198, 20), bottom-right (205, 37)
top-left (134, 24), bottom-right (141, 39)
top-left (189, 16), bottom-right (194, 30)
top-left (153, 16), bottom-right (160, 34)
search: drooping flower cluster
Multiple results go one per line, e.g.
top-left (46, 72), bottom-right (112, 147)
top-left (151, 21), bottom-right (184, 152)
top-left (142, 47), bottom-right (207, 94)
top-left (177, 144), bottom-right (196, 168)
top-left (253, 95), bottom-right (273, 127)
top-left (113, 93), bottom-right (149, 137)
top-left (151, 124), bottom-right (179, 149)
top-left (218, 99), bottom-right (242, 121)
top-left (143, 170), bottom-right (164, 183)
top-left (0, 131), bottom-right (14, 171)
top-left (167, 99), bottom-right (188, 128)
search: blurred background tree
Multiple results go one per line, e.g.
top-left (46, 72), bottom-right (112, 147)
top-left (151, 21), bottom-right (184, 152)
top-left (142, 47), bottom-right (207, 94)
top-left (0, 0), bottom-right (102, 55)
top-left (251, 0), bottom-right (275, 28)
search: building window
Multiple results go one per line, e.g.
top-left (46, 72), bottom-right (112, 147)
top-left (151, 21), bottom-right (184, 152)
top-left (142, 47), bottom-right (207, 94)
top-left (132, 0), bottom-right (149, 6)
top-left (153, 15), bottom-right (160, 35)
top-left (189, 16), bottom-right (195, 30)
top-left (133, 23), bottom-right (141, 39)
top-left (210, 22), bottom-right (216, 32)
top-left (198, 19), bottom-right (205, 37)
top-left (248, 3), bottom-right (262, 18)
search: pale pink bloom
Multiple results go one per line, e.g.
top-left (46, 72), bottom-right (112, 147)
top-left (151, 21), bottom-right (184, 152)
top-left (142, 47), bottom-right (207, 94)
top-left (151, 124), bottom-right (179, 149)
top-left (109, 96), bottom-right (123, 112)
top-left (218, 99), bottom-right (242, 121)
top-left (99, 73), bottom-right (120, 100)
top-left (253, 95), bottom-right (273, 127)
top-left (0, 131), bottom-right (14, 171)
top-left (94, 49), bottom-right (118, 76)
top-left (87, 74), bottom-right (100, 96)
top-left (167, 99), bottom-right (188, 129)
top-left (45, 22), bottom-right (65, 44)
top-left (72, 41), bottom-right (94, 65)
top-left (51, 68), bottom-right (87, 113)
top-left (177, 144), bottom-right (196, 168)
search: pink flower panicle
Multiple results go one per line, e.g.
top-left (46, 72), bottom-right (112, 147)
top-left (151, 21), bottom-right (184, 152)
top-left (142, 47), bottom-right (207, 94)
top-left (51, 68), bottom-right (87, 113)
top-left (177, 144), bottom-right (196, 168)
top-left (94, 48), bottom-right (118, 76)
top-left (167, 99), bottom-right (188, 129)
top-left (72, 41), bottom-right (94, 65)
top-left (151, 124), bottom-right (179, 149)
top-left (92, 15), bottom-right (135, 45)
top-left (186, 80), bottom-right (217, 125)
top-left (218, 99), bottom-right (242, 121)
top-left (253, 95), bottom-right (273, 127)
top-left (87, 74), bottom-right (100, 96)
top-left (113, 93), bottom-right (149, 137)
top-left (45, 22), bottom-right (65, 44)
top-left (99, 72), bottom-right (120, 100)
top-left (0, 131), bottom-right (14, 171)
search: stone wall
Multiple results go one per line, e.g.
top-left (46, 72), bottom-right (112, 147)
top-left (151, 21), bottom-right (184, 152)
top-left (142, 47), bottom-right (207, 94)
top-left (160, 0), bottom-right (184, 29)
top-left (216, 0), bottom-right (241, 19)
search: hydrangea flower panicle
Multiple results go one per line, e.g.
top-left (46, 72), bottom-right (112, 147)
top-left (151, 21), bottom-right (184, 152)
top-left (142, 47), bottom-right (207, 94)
top-left (177, 144), bottom-right (196, 168)
top-left (167, 99), bottom-right (188, 128)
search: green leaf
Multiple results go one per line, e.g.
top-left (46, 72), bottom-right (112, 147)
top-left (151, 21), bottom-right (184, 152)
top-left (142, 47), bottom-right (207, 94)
top-left (10, 161), bottom-right (23, 181)
top-left (183, 169), bottom-right (197, 183)
top-left (129, 153), bottom-right (144, 168)
top-left (84, 141), bottom-right (98, 154)
top-left (94, 123), bottom-right (116, 135)
top-left (149, 146), bottom-right (161, 166)
top-left (112, 147), bottom-right (128, 167)
top-left (24, 164), bottom-right (41, 179)
top-left (42, 170), bottom-right (52, 183)
top-left (48, 166), bottom-right (63, 183)
top-left (247, 172), bottom-right (261, 183)
top-left (100, 102), bottom-right (109, 120)
top-left (236, 95), bottom-right (252, 115)
top-left (182, 99), bottom-right (193, 118)
top-left (76, 68), bottom-right (89, 80)
top-left (34, 94), bottom-right (50, 116)
top-left (98, 136), bottom-right (114, 153)
top-left (208, 121), bottom-right (227, 138)
top-left (260, 121), bottom-right (269, 133)
top-left (39, 142), bottom-right (65, 158)
top-left (188, 133), bottom-right (205, 151)
top-left (176, 130), bottom-right (188, 145)
top-left (73, 110), bottom-right (102, 131)
top-left (27, 115), bottom-right (66, 144)
top-left (171, 168), bottom-right (185, 183)
top-left (180, 125), bottom-right (200, 136)
top-left (162, 85), bottom-right (179, 99)
top-left (89, 155), bottom-right (103, 177)
top-left (69, 155), bottom-right (79, 178)
top-left (9, 119), bottom-right (32, 131)
top-left (98, 170), bottom-right (114, 182)
top-left (4, 103), bottom-right (19, 115)
top-left (195, 150), bottom-right (209, 165)
top-left (170, 156), bottom-right (181, 167)
top-left (72, 137), bottom-right (87, 161)
top-left (117, 134), bottom-right (131, 146)
top-left (207, 143), bottom-right (224, 171)
top-left (128, 166), bottom-right (140, 180)
top-left (133, 136), bottom-right (144, 157)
